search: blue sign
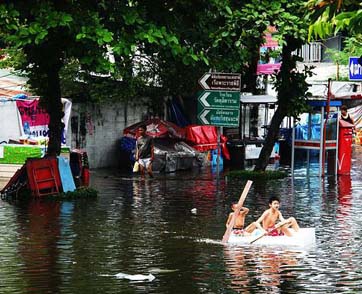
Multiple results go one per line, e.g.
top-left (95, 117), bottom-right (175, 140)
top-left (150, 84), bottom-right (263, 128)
top-left (349, 57), bottom-right (362, 81)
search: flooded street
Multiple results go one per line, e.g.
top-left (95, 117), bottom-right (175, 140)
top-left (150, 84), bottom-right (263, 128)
top-left (1, 147), bottom-right (362, 293)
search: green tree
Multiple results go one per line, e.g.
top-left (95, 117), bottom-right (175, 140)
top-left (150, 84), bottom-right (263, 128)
top-left (200, 0), bottom-right (314, 171)
top-left (0, 2), bottom-right (116, 155)
top-left (0, 1), bottom-right (198, 155)
top-left (0, 0), bottom-right (315, 170)
top-left (307, 0), bottom-right (362, 81)
top-left (308, 0), bottom-right (362, 38)
top-left (324, 36), bottom-right (362, 80)
top-left (246, 0), bottom-right (314, 171)
top-left (52, 1), bottom-right (271, 117)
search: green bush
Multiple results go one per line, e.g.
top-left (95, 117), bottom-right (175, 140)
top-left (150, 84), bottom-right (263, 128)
top-left (54, 187), bottom-right (98, 199)
top-left (226, 170), bottom-right (288, 180)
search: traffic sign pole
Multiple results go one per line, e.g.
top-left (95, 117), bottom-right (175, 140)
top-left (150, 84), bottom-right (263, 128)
top-left (197, 72), bottom-right (241, 177)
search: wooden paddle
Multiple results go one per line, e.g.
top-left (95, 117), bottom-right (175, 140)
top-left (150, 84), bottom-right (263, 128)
top-left (222, 180), bottom-right (253, 244)
top-left (249, 219), bottom-right (290, 244)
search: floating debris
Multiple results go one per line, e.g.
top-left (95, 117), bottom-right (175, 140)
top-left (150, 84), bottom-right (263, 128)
top-left (115, 273), bottom-right (155, 281)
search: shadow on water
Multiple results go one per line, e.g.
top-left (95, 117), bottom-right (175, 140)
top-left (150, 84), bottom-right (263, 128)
top-left (1, 146), bottom-right (362, 293)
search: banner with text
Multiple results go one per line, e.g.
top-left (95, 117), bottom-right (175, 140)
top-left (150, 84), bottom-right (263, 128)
top-left (16, 98), bottom-right (72, 144)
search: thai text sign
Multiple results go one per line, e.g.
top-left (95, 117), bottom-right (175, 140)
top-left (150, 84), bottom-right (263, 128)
top-left (197, 90), bottom-right (240, 109)
top-left (198, 73), bottom-right (241, 91)
top-left (197, 108), bottom-right (240, 127)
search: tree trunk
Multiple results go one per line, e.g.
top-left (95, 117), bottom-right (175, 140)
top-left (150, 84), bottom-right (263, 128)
top-left (243, 37), bottom-right (263, 94)
top-left (44, 67), bottom-right (63, 156)
top-left (253, 36), bottom-right (298, 171)
top-left (254, 106), bottom-right (286, 171)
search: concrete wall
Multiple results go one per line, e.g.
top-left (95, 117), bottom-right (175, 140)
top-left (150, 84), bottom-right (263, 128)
top-left (69, 102), bottom-right (147, 168)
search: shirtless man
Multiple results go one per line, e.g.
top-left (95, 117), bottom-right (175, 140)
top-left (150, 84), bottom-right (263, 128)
top-left (226, 203), bottom-right (253, 235)
top-left (250, 196), bottom-right (299, 237)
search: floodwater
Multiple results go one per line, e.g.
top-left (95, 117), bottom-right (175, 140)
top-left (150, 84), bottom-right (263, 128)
top-left (1, 147), bottom-right (362, 293)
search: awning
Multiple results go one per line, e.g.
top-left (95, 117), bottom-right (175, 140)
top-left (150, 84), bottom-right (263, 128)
top-left (308, 81), bottom-right (362, 99)
top-left (123, 118), bottom-right (185, 139)
top-left (333, 91), bottom-right (362, 100)
top-left (240, 95), bottom-right (277, 104)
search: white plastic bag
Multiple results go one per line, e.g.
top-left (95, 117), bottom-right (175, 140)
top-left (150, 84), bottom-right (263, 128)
top-left (133, 161), bottom-right (139, 172)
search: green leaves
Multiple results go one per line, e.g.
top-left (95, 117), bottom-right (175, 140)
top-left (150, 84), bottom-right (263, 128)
top-left (225, 6), bottom-right (232, 15)
top-left (122, 10), bottom-right (140, 25)
top-left (308, 1), bottom-right (362, 38)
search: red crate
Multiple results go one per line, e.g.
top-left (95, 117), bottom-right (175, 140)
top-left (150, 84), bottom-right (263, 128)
top-left (26, 157), bottom-right (61, 197)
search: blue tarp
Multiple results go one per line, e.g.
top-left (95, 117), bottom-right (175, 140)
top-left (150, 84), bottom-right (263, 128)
top-left (57, 156), bottom-right (76, 192)
top-left (295, 124), bottom-right (321, 140)
top-left (168, 97), bottom-right (190, 127)
top-left (120, 136), bottom-right (136, 162)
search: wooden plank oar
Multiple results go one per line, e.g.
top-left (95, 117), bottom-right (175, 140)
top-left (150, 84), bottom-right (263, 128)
top-left (249, 219), bottom-right (289, 244)
top-left (222, 180), bottom-right (253, 244)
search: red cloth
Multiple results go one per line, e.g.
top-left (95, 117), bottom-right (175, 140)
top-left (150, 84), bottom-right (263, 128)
top-left (266, 226), bottom-right (284, 236)
top-left (123, 118), bottom-right (185, 139)
top-left (184, 125), bottom-right (230, 160)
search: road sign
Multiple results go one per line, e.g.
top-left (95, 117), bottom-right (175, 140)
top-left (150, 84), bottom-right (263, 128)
top-left (198, 72), bottom-right (241, 91)
top-left (197, 90), bottom-right (240, 109)
top-left (197, 108), bottom-right (240, 127)
top-left (349, 57), bottom-right (362, 81)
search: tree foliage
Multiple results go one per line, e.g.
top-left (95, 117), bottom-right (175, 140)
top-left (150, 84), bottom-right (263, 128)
top-left (0, 1), bottom-right (117, 154)
top-left (308, 0), bottom-right (362, 39)
top-left (0, 1), bottom-right (207, 154)
top-left (324, 35), bottom-right (362, 80)
top-left (0, 0), bottom-right (315, 166)
top-left (249, 0), bottom-right (315, 170)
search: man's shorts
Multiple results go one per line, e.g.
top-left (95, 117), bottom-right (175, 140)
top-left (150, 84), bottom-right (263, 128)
top-left (266, 226), bottom-right (284, 236)
top-left (232, 228), bottom-right (245, 235)
top-left (138, 158), bottom-right (152, 169)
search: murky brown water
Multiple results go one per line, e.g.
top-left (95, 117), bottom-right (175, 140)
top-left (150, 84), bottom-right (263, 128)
top-left (1, 146), bottom-right (362, 293)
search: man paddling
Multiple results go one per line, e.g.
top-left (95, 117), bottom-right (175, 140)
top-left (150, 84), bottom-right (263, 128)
top-left (249, 196), bottom-right (300, 237)
top-left (226, 203), bottom-right (249, 235)
top-left (222, 180), bottom-right (253, 243)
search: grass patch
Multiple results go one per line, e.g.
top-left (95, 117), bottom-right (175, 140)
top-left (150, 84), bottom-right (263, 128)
top-left (53, 187), bottom-right (98, 199)
top-left (226, 170), bottom-right (288, 180)
top-left (5, 186), bottom-right (98, 201)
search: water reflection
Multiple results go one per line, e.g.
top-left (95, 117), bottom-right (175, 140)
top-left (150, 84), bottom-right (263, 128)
top-left (17, 200), bottom-right (61, 293)
top-left (224, 246), bottom-right (303, 293)
top-left (338, 175), bottom-right (352, 209)
top-left (224, 247), bottom-right (251, 290)
top-left (1, 147), bottom-right (362, 292)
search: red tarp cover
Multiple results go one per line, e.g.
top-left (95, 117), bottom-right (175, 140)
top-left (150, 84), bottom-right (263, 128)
top-left (184, 125), bottom-right (230, 160)
top-left (123, 118), bottom-right (185, 139)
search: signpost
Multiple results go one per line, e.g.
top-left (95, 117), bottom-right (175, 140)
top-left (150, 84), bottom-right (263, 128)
top-left (197, 72), bottom-right (241, 127)
top-left (349, 57), bottom-right (362, 81)
top-left (197, 72), bottom-right (241, 176)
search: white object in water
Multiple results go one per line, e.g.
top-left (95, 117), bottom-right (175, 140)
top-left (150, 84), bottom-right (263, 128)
top-left (115, 273), bottom-right (156, 281)
top-left (228, 228), bottom-right (316, 247)
top-left (191, 208), bottom-right (197, 214)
